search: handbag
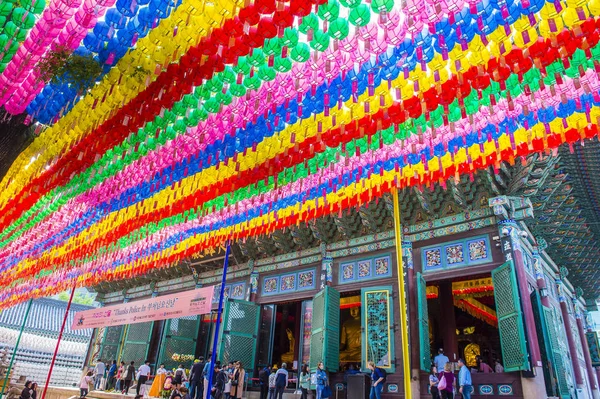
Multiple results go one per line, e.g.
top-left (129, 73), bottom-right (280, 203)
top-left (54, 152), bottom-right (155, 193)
top-left (438, 375), bottom-right (447, 391)
top-left (321, 386), bottom-right (332, 399)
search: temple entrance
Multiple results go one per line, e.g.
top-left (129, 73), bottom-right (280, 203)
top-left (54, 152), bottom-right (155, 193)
top-left (426, 274), bottom-right (502, 371)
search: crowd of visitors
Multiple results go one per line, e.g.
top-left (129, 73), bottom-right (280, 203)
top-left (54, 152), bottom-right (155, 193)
top-left (429, 348), bottom-right (504, 399)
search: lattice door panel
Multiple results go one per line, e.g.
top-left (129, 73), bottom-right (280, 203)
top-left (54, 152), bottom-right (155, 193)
top-left (160, 316), bottom-right (200, 369)
top-left (416, 273), bottom-right (430, 372)
top-left (544, 307), bottom-right (572, 398)
top-left (121, 322), bottom-right (153, 366)
top-left (219, 300), bottom-right (260, 378)
top-left (309, 286), bottom-right (339, 372)
top-left (362, 286), bottom-right (395, 372)
top-left (492, 261), bottom-right (528, 372)
top-left (100, 326), bottom-right (124, 362)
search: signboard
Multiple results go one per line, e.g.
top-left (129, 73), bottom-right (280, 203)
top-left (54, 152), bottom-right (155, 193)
top-left (71, 286), bottom-right (214, 330)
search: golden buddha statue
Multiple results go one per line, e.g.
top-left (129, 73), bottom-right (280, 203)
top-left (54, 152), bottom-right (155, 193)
top-left (340, 307), bottom-right (362, 362)
top-left (281, 328), bottom-right (295, 365)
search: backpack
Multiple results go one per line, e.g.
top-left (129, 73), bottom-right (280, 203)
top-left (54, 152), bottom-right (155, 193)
top-left (176, 370), bottom-right (183, 377)
top-left (275, 372), bottom-right (286, 388)
top-left (374, 367), bottom-right (387, 383)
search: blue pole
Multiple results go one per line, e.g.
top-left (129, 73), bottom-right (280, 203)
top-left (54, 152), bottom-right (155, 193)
top-left (206, 242), bottom-right (230, 399)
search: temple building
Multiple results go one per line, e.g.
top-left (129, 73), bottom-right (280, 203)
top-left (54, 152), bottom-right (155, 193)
top-left (89, 147), bottom-right (600, 399)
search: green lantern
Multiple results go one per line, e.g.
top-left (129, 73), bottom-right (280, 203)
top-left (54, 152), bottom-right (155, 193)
top-left (317, 0), bottom-right (340, 21)
top-left (328, 18), bottom-right (349, 39)
top-left (257, 65), bottom-right (276, 82)
top-left (281, 27), bottom-right (299, 47)
top-left (298, 13), bottom-right (319, 34)
top-left (291, 42), bottom-right (310, 63)
top-left (349, 4), bottom-right (370, 26)
top-left (273, 56), bottom-right (292, 73)
top-left (310, 30), bottom-right (330, 52)
top-left (371, 0), bottom-right (393, 12)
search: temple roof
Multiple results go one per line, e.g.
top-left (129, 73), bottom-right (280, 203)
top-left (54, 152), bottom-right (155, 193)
top-left (0, 298), bottom-right (94, 341)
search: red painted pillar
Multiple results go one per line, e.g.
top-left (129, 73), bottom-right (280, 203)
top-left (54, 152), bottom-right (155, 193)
top-left (498, 220), bottom-right (542, 366)
top-left (532, 243), bottom-right (550, 308)
top-left (576, 313), bottom-right (600, 397)
top-left (557, 284), bottom-right (584, 387)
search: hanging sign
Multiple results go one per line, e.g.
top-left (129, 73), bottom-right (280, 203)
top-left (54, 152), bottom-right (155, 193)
top-left (71, 286), bottom-right (214, 330)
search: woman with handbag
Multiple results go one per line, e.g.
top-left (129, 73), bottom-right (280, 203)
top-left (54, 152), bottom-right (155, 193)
top-left (429, 366), bottom-right (440, 399)
top-left (315, 362), bottom-right (329, 399)
top-left (438, 363), bottom-right (455, 399)
top-left (230, 361), bottom-right (245, 399)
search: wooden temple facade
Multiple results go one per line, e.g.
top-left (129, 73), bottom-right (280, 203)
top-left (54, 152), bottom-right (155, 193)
top-left (89, 149), bottom-right (600, 399)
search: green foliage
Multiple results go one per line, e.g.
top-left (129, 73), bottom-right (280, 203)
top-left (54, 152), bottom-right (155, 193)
top-left (37, 46), bottom-right (103, 91)
top-left (56, 289), bottom-right (96, 305)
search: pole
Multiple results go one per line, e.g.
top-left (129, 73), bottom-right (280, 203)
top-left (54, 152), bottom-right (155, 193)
top-left (392, 188), bottom-right (412, 399)
top-left (41, 286), bottom-right (76, 399)
top-left (206, 242), bottom-right (231, 399)
top-left (0, 299), bottom-right (33, 399)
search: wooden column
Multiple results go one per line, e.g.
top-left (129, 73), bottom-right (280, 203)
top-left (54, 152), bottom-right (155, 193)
top-left (498, 220), bottom-right (542, 366)
top-left (575, 310), bottom-right (600, 398)
top-left (532, 240), bottom-right (550, 308)
top-left (557, 281), bottom-right (584, 387)
top-left (405, 241), bottom-right (420, 368)
top-left (438, 281), bottom-right (458, 362)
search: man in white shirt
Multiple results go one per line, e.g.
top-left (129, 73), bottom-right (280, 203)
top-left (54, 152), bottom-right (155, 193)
top-left (94, 359), bottom-right (106, 390)
top-left (136, 360), bottom-right (152, 397)
top-left (434, 349), bottom-right (449, 372)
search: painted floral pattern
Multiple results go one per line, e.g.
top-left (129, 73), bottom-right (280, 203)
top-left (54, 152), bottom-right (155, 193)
top-left (375, 257), bottom-right (390, 275)
top-left (425, 248), bottom-right (441, 267)
top-left (342, 263), bottom-right (354, 280)
top-left (468, 240), bottom-right (487, 261)
top-left (445, 244), bottom-right (464, 264)
top-left (232, 284), bottom-right (244, 298)
top-left (358, 260), bottom-right (371, 277)
top-left (281, 275), bottom-right (296, 291)
top-left (264, 277), bottom-right (278, 293)
top-left (298, 271), bottom-right (314, 288)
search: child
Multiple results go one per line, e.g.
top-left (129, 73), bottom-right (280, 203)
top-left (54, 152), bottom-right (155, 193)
top-left (80, 372), bottom-right (93, 398)
top-left (180, 387), bottom-right (191, 399)
top-left (268, 368), bottom-right (277, 399)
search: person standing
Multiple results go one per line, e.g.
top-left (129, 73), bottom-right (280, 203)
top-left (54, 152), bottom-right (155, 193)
top-left (367, 361), bottom-right (386, 399)
top-left (189, 358), bottom-right (204, 399)
top-left (433, 350), bottom-right (449, 374)
top-left (438, 363), bottom-right (455, 399)
top-left (476, 356), bottom-right (493, 374)
top-left (80, 372), bottom-right (93, 398)
top-left (494, 359), bottom-right (504, 373)
top-left (258, 365), bottom-right (270, 399)
top-left (315, 362), bottom-right (327, 399)
top-left (268, 367), bottom-right (277, 399)
top-left (136, 360), bottom-right (151, 397)
top-left (458, 359), bottom-right (472, 399)
top-left (429, 366), bottom-right (440, 399)
top-left (202, 353), bottom-right (212, 399)
top-left (211, 363), bottom-right (227, 399)
top-left (230, 361), bottom-right (245, 399)
top-left (122, 361), bottom-right (136, 395)
top-left (107, 360), bottom-right (117, 390)
top-left (94, 359), bottom-right (106, 390)
top-left (299, 364), bottom-right (310, 399)
top-left (274, 363), bottom-right (288, 399)
top-left (174, 364), bottom-right (188, 388)
top-left (30, 383), bottom-right (38, 399)
top-left (116, 361), bottom-right (125, 392)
